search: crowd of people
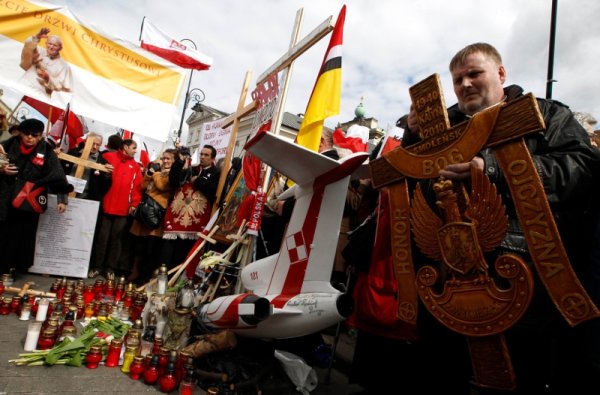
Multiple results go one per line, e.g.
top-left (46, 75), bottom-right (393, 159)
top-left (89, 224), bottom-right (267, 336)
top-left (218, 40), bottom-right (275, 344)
top-left (0, 40), bottom-right (599, 395)
top-left (0, 125), bottom-right (221, 284)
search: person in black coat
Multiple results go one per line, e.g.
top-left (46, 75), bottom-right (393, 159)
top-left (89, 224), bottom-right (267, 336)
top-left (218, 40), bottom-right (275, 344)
top-left (0, 119), bottom-right (72, 274)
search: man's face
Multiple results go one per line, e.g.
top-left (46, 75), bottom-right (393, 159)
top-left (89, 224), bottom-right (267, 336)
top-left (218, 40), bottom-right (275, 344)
top-left (91, 138), bottom-right (102, 154)
top-left (199, 148), bottom-right (213, 167)
top-left (123, 143), bottom-right (137, 158)
top-left (451, 51), bottom-right (506, 116)
top-left (46, 37), bottom-right (62, 58)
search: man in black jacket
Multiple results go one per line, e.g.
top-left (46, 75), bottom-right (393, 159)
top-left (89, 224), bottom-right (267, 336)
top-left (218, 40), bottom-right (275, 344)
top-left (393, 43), bottom-right (600, 394)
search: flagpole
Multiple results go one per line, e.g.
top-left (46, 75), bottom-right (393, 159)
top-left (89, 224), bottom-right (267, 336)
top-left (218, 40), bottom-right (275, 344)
top-left (177, 38), bottom-right (198, 141)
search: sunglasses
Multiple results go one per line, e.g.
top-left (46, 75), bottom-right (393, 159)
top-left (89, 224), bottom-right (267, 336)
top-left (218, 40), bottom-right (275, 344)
top-left (21, 131), bottom-right (42, 137)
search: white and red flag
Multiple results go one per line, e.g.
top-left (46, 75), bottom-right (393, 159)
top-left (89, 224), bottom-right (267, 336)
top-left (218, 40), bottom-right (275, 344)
top-left (332, 124), bottom-right (369, 153)
top-left (0, 2), bottom-right (186, 142)
top-left (140, 18), bottom-right (213, 70)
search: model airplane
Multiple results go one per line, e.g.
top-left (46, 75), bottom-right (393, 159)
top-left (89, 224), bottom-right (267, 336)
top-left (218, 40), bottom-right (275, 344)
top-left (197, 130), bottom-right (368, 339)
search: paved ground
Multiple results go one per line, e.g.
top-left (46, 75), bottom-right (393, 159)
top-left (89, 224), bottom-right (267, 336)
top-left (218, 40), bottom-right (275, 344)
top-left (0, 273), bottom-right (363, 395)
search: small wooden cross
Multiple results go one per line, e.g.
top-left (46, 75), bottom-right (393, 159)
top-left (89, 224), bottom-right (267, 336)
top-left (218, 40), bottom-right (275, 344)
top-left (58, 136), bottom-right (110, 197)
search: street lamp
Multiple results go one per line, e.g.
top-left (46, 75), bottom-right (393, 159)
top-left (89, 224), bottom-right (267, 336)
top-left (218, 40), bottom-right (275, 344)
top-left (187, 88), bottom-right (206, 111)
top-left (176, 38), bottom-right (206, 140)
top-left (16, 107), bottom-right (30, 122)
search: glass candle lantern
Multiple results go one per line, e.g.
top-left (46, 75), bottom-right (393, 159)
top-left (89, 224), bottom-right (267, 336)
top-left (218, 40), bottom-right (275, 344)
top-left (159, 361), bottom-right (178, 393)
top-left (0, 297), bottom-right (10, 315)
top-left (120, 345), bottom-right (138, 373)
top-left (156, 264), bottom-right (168, 295)
top-left (129, 356), bottom-right (145, 380)
top-left (10, 295), bottom-right (22, 316)
top-left (178, 368), bottom-right (196, 395)
top-left (143, 354), bottom-right (160, 385)
top-left (86, 345), bottom-right (103, 369)
top-left (19, 303), bottom-right (31, 321)
top-left (37, 328), bottom-right (56, 350)
top-left (105, 338), bottom-right (123, 367)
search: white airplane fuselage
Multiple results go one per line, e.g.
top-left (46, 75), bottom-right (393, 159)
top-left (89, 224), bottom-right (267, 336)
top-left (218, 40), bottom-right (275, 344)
top-left (197, 130), bottom-right (366, 339)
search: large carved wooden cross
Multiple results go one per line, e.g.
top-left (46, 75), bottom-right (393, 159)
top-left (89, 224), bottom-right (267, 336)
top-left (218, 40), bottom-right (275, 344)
top-left (369, 74), bottom-right (600, 390)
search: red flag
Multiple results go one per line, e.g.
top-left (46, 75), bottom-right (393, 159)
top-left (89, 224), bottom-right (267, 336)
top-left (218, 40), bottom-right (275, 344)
top-left (140, 18), bottom-right (213, 70)
top-left (22, 96), bottom-right (84, 149)
top-left (140, 142), bottom-right (151, 168)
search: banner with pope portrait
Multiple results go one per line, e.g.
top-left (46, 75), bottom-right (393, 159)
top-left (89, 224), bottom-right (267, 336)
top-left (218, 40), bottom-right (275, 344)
top-left (0, 0), bottom-right (186, 141)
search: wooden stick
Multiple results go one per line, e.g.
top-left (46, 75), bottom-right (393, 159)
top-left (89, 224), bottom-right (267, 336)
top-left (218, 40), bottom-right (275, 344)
top-left (206, 222), bottom-right (247, 303)
top-left (167, 225), bottom-right (219, 288)
top-left (136, 227), bottom-right (218, 292)
top-left (5, 286), bottom-right (56, 298)
top-left (136, 264), bottom-right (186, 292)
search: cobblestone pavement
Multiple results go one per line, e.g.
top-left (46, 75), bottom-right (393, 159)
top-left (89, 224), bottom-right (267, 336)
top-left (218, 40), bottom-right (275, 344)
top-left (0, 273), bottom-right (362, 395)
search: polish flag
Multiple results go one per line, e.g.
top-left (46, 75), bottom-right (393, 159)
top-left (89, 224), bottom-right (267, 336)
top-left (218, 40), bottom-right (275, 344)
top-left (333, 124), bottom-right (369, 153)
top-left (140, 142), bottom-right (151, 168)
top-left (379, 125), bottom-right (404, 157)
top-left (140, 18), bottom-right (213, 70)
top-left (120, 129), bottom-right (134, 140)
top-left (22, 96), bottom-right (84, 149)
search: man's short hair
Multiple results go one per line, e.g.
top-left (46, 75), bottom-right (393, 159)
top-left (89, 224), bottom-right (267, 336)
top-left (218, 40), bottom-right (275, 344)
top-left (18, 118), bottom-right (45, 135)
top-left (122, 139), bottom-right (136, 149)
top-left (449, 42), bottom-right (502, 71)
top-left (203, 144), bottom-right (217, 159)
top-left (321, 128), bottom-right (334, 146)
top-left (106, 134), bottom-right (123, 150)
top-left (88, 132), bottom-right (103, 143)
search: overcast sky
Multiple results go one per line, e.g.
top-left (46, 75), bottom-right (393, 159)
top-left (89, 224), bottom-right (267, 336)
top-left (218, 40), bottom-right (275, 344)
top-left (3, 0), bottom-right (599, 141)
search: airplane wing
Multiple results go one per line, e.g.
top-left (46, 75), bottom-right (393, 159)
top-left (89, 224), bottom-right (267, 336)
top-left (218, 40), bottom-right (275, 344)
top-left (245, 130), bottom-right (338, 186)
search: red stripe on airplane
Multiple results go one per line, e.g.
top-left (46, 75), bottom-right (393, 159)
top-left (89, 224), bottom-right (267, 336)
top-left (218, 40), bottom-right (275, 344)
top-left (212, 294), bottom-right (254, 327)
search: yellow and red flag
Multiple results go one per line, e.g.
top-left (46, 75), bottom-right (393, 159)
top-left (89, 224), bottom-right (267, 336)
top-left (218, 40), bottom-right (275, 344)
top-left (296, 5), bottom-right (346, 152)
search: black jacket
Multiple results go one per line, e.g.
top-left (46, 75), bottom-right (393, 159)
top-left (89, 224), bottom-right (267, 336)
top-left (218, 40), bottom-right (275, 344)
top-left (0, 136), bottom-right (72, 221)
top-left (169, 157), bottom-right (220, 206)
top-left (402, 85), bottom-right (600, 288)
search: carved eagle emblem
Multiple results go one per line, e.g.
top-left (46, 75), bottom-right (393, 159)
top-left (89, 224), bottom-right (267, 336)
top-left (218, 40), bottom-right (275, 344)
top-left (411, 167), bottom-right (508, 274)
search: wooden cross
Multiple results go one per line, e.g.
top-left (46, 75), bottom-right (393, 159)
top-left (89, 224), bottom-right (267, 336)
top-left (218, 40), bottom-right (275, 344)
top-left (211, 71), bottom-right (256, 215)
top-left (57, 136), bottom-right (110, 197)
top-left (213, 8), bottom-right (334, 210)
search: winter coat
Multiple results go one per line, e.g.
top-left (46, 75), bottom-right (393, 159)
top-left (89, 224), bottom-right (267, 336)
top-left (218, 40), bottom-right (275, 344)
top-left (101, 150), bottom-right (142, 216)
top-left (0, 136), bottom-right (72, 221)
top-left (130, 170), bottom-right (175, 237)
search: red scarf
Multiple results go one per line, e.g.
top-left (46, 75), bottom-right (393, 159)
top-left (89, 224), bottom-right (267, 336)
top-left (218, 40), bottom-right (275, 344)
top-left (20, 142), bottom-right (36, 156)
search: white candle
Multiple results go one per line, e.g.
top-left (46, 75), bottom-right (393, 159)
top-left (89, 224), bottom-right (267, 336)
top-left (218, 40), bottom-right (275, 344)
top-left (35, 298), bottom-right (49, 321)
top-left (19, 306), bottom-right (31, 321)
top-left (156, 320), bottom-right (166, 338)
top-left (24, 322), bottom-right (42, 351)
